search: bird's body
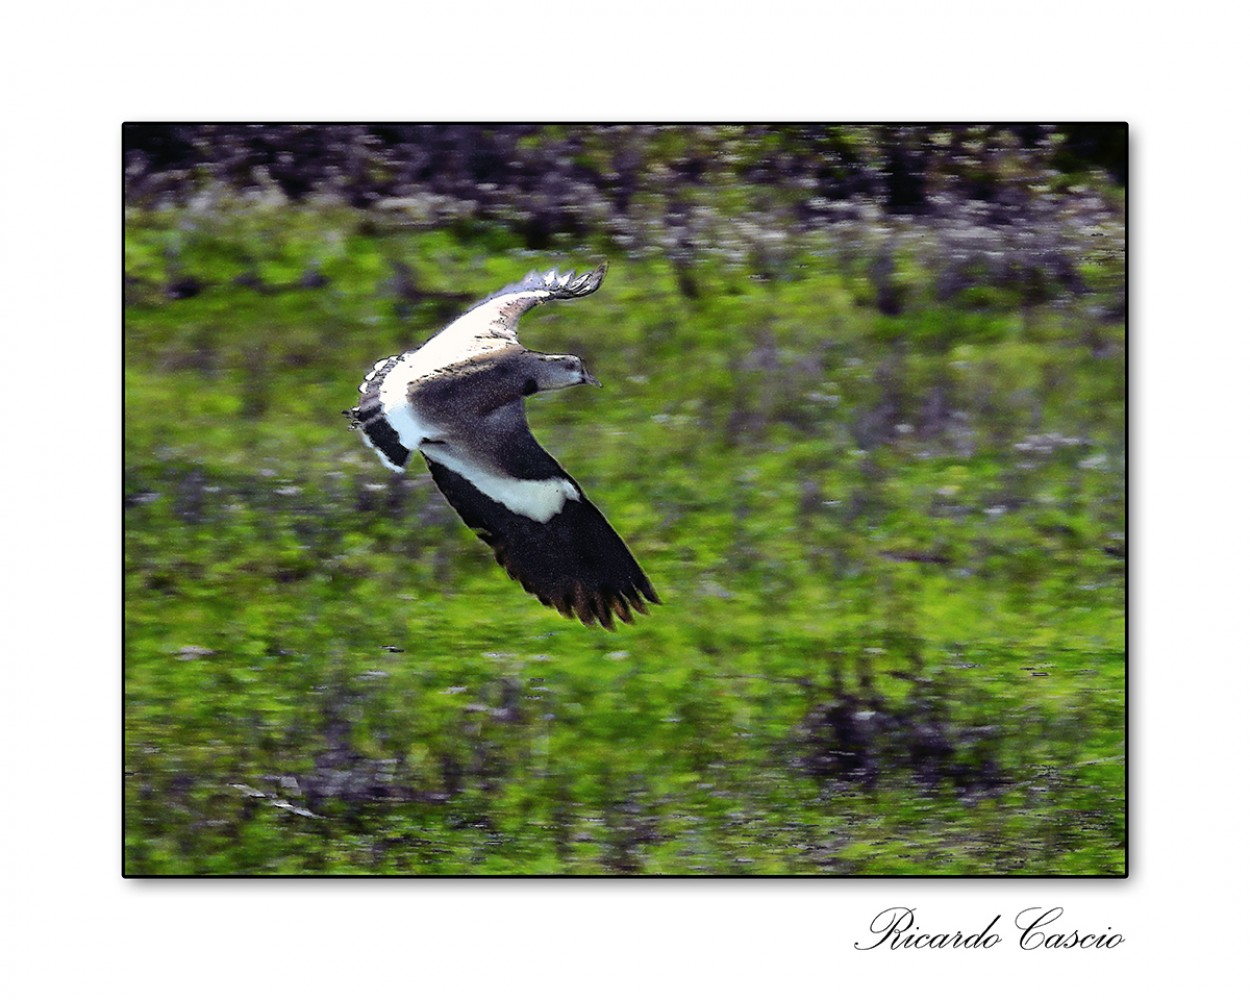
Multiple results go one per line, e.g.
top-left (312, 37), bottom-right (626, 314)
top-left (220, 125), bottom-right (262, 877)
top-left (348, 264), bottom-right (659, 628)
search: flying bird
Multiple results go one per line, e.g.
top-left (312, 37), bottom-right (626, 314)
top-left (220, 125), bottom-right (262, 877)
top-left (348, 263), bottom-right (659, 628)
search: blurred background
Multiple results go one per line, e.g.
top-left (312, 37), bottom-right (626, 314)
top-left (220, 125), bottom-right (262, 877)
top-left (124, 124), bottom-right (1125, 875)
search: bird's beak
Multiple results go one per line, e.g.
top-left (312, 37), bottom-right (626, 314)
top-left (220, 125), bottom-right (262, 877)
top-left (582, 369), bottom-right (602, 388)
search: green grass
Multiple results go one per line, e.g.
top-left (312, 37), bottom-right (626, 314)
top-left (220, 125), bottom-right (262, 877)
top-left (124, 201), bottom-right (1125, 875)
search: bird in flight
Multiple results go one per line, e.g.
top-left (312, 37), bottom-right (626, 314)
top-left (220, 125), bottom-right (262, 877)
top-left (348, 263), bottom-right (659, 628)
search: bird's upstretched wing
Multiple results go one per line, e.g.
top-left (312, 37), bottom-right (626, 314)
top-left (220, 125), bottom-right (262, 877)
top-left (429, 263), bottom-right (607, 351)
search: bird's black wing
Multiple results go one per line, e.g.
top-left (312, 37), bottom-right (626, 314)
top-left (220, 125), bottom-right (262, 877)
top-left (424, 457), bottom-right (659, 629)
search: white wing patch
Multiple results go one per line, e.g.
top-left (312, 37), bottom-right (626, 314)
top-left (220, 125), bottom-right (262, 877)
top-left (422, 444), bottom-right (579, 523)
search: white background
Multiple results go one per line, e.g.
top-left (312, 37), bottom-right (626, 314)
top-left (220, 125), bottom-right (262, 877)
top-left (3, 2), bottom-right (1242, 995)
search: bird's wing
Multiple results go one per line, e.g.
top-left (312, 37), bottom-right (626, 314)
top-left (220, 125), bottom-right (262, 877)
top-left (419, 418), bottom-right (658, 629)
top-left (426, 263), bottom-right (607, 351)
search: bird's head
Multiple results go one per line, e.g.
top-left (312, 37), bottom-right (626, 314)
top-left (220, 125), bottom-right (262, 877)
top-left (526, 353), bottom-right (601, 394)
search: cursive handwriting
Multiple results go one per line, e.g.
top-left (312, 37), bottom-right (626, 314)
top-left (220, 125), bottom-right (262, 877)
top-left (855, 907), bottom-right (1001, 950)
top-left (1015, 907), bottom-right (1125, 950)
top-left (855, 906), bottom-right (1124, 951)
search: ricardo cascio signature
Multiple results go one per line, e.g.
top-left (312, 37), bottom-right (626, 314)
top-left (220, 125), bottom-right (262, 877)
top-left (854, 906), bottom-right (1125, 951)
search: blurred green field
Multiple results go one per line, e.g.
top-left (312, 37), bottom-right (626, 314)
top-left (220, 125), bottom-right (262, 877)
top-left (124, 190), bottom-right (1124, 875)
